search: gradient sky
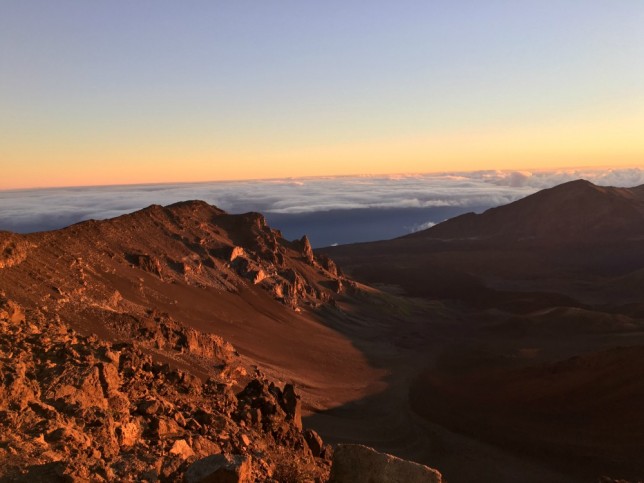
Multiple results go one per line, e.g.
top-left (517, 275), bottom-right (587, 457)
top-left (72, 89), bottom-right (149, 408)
top-left (1, 1), bottom-right (643, 189)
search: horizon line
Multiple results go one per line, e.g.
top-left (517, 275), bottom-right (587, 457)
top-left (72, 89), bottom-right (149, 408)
top-left (1, 163), bottom-right (642, 193)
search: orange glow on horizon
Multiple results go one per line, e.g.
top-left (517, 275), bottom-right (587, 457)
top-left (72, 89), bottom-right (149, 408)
top-left (1, 103), bottom-right (643, 190)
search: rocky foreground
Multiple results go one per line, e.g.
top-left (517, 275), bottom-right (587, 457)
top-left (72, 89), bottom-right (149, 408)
top-left (0, 294), bottom-right (443, 482)
top-left (0, 201), bottom-right (446, 481)
top-left (0, 294), bottom-right (334, 482)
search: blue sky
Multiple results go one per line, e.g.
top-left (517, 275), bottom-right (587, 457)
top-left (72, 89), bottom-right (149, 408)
top-left (1, 1), bottom-right (643, 188)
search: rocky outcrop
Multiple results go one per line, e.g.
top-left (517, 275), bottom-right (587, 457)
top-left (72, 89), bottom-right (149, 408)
top-left (328, 444), bottom-right (442, 483)
top-left (235, 380), bottom-right (306, 443)
top-left (281, 383), bottom-right (302, 430)
top-left (228, 246), bottom-right (245, 262)
top-left (133, 310), bottom-right (236, 362)
top-left (128, 253), bottom-right (165, 278)
top-left (0, 201), bottom-right (353, 334)
top-left (0, 297), bottom-right (24, 324)
top-left (121, 203), bottom-right (350, 309)
top-left (296, 235), bottom-right (315, 264)
top-left (0, 297), bottom-right (329, 482)
top-left (303, 429), bottom-right (324, 458)
top-left (0, 235), bottom-right (31, 269)
top-left (230, 256), bottom-right (268, 285)
top-left (318, 254), bottom-right (340, 277)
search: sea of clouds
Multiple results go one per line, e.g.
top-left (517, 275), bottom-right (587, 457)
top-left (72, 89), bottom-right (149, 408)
top-left (1, 168), bottom-right (642, 244)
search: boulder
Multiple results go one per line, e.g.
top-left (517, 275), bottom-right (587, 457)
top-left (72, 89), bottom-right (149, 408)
top-left (328, 444), bottom-right (442, 483)
top-left (0, 237), bottom-right (30, 269)
top-left (1, 361), bottom-right (40, 411)
top-left (228, 246), bottom-right (245, 262)
top-left (19, 461), bottom-right (81, 483)
top-left (192, 435), bottom-right (222, 457)
top-left (98, 362), bottom-right (121, 396)
top-left (170, 439), bottom-right (195, 460)
top-left (137, 399), bottom-right (162, 416)
top-left (44, 426), bottom-right (92, 450)
top-left (183, 454), bottom-right (252, 483)
top-left (116, 420), bottom-right (141, 447)
top-left (280, 384), bottom-right (302, 430)
top-left (303, 429), bottom-right (324, 457)
top-left (248, 269), bottom-right (267, 285)
top-left (151, 416), bottom-right (182, 439)
top-left (0, 299), bottom-right (25, 323)
top-left (47, 365), bottom-right (108, 411)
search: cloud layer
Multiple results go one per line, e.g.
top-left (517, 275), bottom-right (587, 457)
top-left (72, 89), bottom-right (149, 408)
top-left (1, 168), bottom-right (642, 237)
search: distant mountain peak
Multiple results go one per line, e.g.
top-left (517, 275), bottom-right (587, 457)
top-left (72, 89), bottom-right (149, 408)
top-left (411, 179), bottom-right (644, 244)
top-left (563, 178), bottom-right (593, 185)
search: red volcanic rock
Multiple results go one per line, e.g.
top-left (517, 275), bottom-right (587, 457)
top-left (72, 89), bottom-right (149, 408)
top-left (0, 297), bottom-right (24, 324)
top-left (0, 296), bottom-right (329, 482)
top-left (151, 416), bottom-right (183, 439)
top-left (235, 379), bottom-right (306, 442)
top-left (303, 429), bottom-right (324, 457)
top-left (115, 420), bottom-right (141, 447)
top-left (297, 235), bottom-right (315, 264)
top-left (281, 383), bottom-right (302, 430)
top-left (228, 246), bottom-right (245, 262)
top-left (170, 439), bottom-right (195, 460)
top-left (318, 254), bottom-right (340, 277)
top-left (129, 253), bottom-right (165, 278)
top-left (183, 454), bottom-right (252, 483)
top-left (0, 235), bottom-right (31, 269)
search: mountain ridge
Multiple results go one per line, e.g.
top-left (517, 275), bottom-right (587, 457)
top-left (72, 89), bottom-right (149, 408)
top-left (3, 182), bottom-right (644, 482)
top-left (407, 179), bottom-right (644, 244)
top-left (0, 200), bottom-right (383, 481)
top-left (319, 178), bottom-right (644, 480)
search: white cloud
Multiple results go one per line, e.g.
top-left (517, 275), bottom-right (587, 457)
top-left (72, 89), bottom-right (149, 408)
top-left (409, 221), bottom-right (437, 233)
top-left (0, 167), bottom-right (642, 233)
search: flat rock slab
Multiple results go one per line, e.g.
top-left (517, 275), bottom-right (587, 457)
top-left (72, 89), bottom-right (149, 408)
top-left (183, 454), bottom-right (251, 483)
top-left (328, 444), bottom-right (442, 483)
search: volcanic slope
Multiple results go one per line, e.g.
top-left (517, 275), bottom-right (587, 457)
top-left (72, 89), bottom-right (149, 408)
top-left (0, 201), bottom-right (400, 481)
top-left (324, 179), bottom-right (644, 308)
top-left (0, 200), bottom-right (388, 412)
top-left (416, 179), bottom-right (644, 244)
top-left (0, 200), bottom-right (580, 483)
top-left (322, 179), bottom-right (644, 481)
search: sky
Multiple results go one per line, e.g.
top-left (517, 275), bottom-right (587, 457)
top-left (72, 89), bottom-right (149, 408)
top-left (1, 1), bottom-right (643, 189)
